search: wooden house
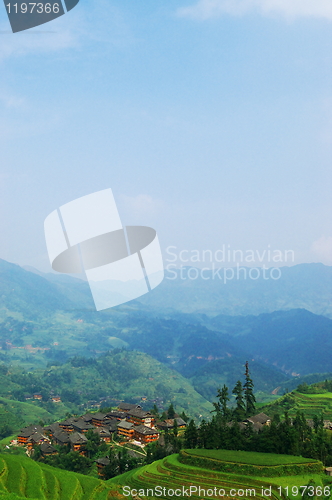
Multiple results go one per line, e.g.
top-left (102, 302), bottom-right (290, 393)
top-left (117, 420), bottom-right (134, 440)
top-left (245, 413), bottom-right (271, 426)
top-left (105, 411), bottom-right (127, 421)
top-left (118, 403), bottom-right (142, 412)
top-left (18, 425), bottom-right (43, 445)
top-left (26, 432), bottom-right (48, 450)
top-left (96, 457), bottom-right (110, 476)
top-left (91, 413), bottom-right (107, 427)
top-left (40, 442), bottom-right (58, 456)
top-left (53, 430), bottom-right (70, 446)
top-left (126, 409), bottom-right (155, 428)
top-left (69, 432), bottom-right (87, 452)
top-left (59, 417), bottom-right (76, 432)
top-left (72, 419), bottom-right (95, 433)
top-left (44, 422), bottom-right (61, 438)
top-left (93, 427), bottom-right (112, 443)
top-left (157, 418), bottom-right (187, 431)
top-left (133, 425), bottom-right (159, 444)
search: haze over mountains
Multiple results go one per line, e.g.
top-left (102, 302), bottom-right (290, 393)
top-left (1, 257), bottom-right (332, 416)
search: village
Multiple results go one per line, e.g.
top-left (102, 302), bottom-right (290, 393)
top-left (13, 402), bottom-right (188, 475)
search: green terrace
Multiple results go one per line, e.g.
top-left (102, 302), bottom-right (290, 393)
top-left (109, 450), bottom-right (329, 500)
top-left (0, 454), bottom-right (115, 500)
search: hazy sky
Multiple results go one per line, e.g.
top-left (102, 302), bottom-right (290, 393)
top-left (0, 0), bottom-right (331, 271)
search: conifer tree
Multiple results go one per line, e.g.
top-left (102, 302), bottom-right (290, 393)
top-left (232, 380), bottom-right (246, 421)
top-left (167, 403), bottom-right (175, 419)
top-left (243, 361), bottom-right (256, 417)
top-left (213, 384), bottom-right (230, 420)
top-left (184, 419), bottom-right (198, 448)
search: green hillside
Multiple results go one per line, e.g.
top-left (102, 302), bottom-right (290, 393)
top-left (0, 350), bottom-right (214, 425)
top-left (0, 397), bottom-right (68, 433)
top-left (0, 449), bottom-right (328, 500)
top-left (259, 387), bottom-right (332, 419)
top-left (0, 454), bottom-right (114, 499)
top-left (109, 450), bottom-right (328, 500)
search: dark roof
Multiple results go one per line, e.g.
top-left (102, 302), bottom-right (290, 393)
top-left (69, 432), bottom-right (88, 444)
top-left (44, 422), bottom-right (61, 433)
top-left (82, 413), bottom-right (95, 422)
top-left (96, 457), bottom-right (110, 466)
top-left (18, 425), bottom-right (43, 438)
top-left (60, 417), bottom-right (77, 426)
top-left (157, 418), bottom-right (186, 429)
top-left (107, 421), bottom-right (118, 432)
top-left (40, 442), bottom-right (57, 454)
top-left (91, 413), bottom-right (107, 421)
top-left (105, 411), bottom-right (127, 420)
top-left (53, 430), bottom-right (70, 443)
top-left (127, 408), bottom-right (153, 419)
top-left (134, 425), bottom-right (159, 436)
top-left (72, 419), bottom-right (94, 431)
top-left (118, 403), bottom-right (142, 411)
top-left (246, 413), bottom-right (271, 425)
top-left (117, 420), bottom-right (134, 430)
top-left (94, 427), bottom-right (111, 437)
top-left (27, 432), bottom-right (45, 443)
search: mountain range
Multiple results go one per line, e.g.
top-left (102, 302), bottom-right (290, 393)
top-left (1, 258), bottom-right (332, 419)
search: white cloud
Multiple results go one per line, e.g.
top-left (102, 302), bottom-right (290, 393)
top-left (119, 194), bottom-right (163, 217)
top-left (177, 0), bottom-right (332, 21)
top-left (0, 21), bottom-right (78, 62)
top-left (311, 236), bottom-right (332, 265)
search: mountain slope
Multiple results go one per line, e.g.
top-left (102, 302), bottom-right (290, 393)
top-left (138, 263), bottom-right (332, 317)
top-left (0, 350), bottom-right (214, 421)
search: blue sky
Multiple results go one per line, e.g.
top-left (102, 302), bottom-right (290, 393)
top-left (0, 0), bottom-right (331, 271)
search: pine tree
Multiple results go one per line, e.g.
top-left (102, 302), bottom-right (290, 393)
top-left (150, 404), bottom-right (159, 417)
top-left (243, 361), bottom-right (256, 417)
top-left (167, 403), bottom-right (175, 419)
top-left (173, 418), bottom-right (178, 437)
top-left (103, 449), bottom-right (118, 479)
top-left (213, 384), bottom-right (230, 420)
top-left (184, 420), bottom-right (198, 448)
top-left (232, 380), bottom-right (246, 422)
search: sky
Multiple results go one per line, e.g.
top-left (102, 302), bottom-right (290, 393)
top-left (0, 0), bottom-right (331, 272)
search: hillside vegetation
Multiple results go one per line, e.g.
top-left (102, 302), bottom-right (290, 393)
top-left (109, 450), bottom-right (328, 500)
top-left (0, 454), bottom-right (114, 499)
top-left (0, 350), bottom-right (214, 429)
top-left (260, 384), bottom-right (332, 420)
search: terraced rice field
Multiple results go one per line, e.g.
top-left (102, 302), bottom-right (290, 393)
top-left (0, 451), bottom-right (329, 500)
top-left (0, 454), bottom-right (115, 500)
top-left (109, 451), bottom-right (327, 500)
top-left (290, 393), bottom-right (332, 419)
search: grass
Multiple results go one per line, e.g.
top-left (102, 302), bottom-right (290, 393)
top-left (0, 454), bottom-right (114, 500)
top-left (184, 449), bottom-right (318, 465)
top-left (108, 451), bottom-right (328, 500)
top-left (261, 391), bottom-right (332, 420)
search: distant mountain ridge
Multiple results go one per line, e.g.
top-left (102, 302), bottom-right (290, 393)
top-left (139, 263), bottom-right (332, 317)
top-left (2, 259), bottom-right (331, 318)
top-left (1, 258), bottom-right (332, 407)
